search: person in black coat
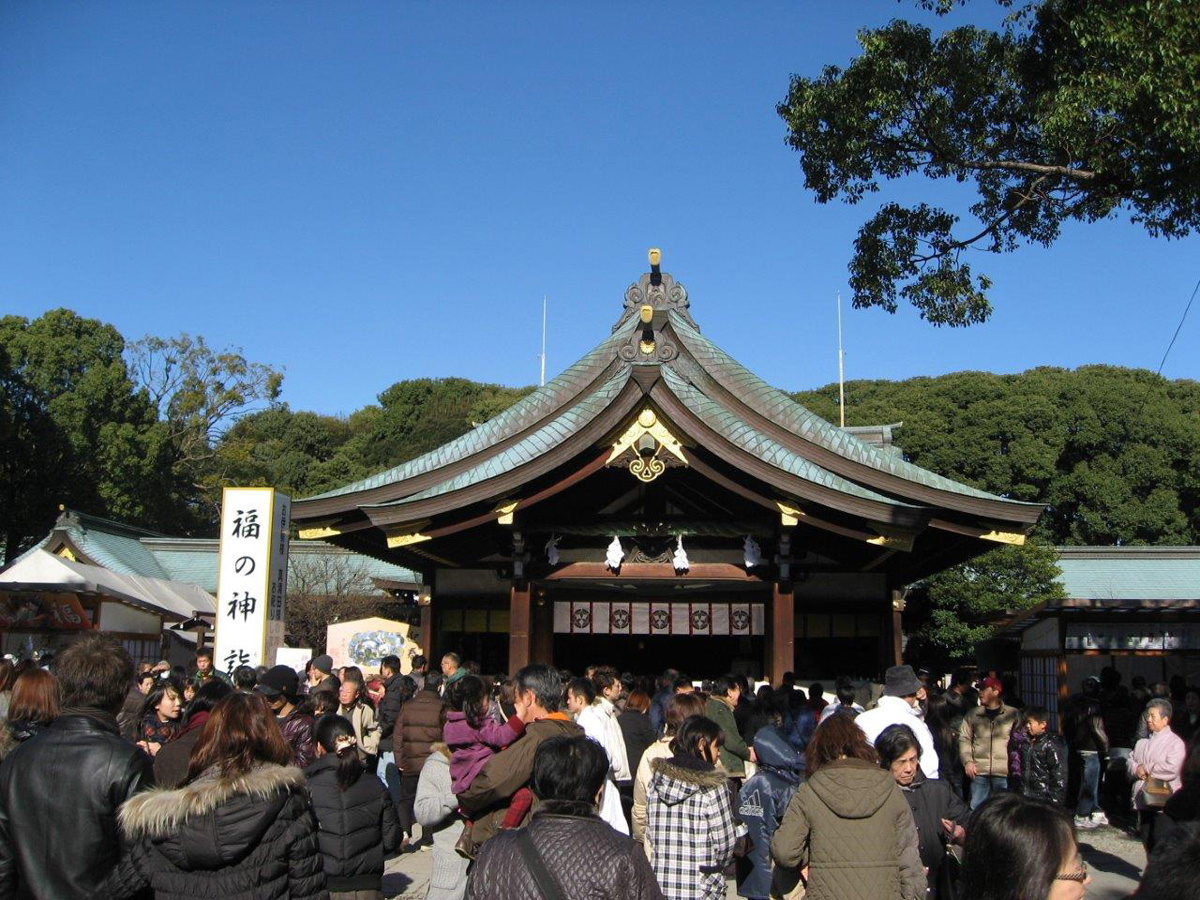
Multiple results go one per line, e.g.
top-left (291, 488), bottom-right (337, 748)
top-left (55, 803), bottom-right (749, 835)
top-left (618, 689), bottom-right (658, 776)
top-left (95, 692), bottom-right (328, 900)
top-left (1020, 706), bottom-right (1067, 805)
top-left (876, 724), bottom-right (969, 900)
top-left (306, 715), bottom-right (401, 899)
top-left (0, 635), bottom-right (155, 900)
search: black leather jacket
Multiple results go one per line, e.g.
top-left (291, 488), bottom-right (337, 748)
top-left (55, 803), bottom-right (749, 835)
top-left (1022, 733), bottom-right (1067, 804)
top-left (0, 711), bottom-right (155, 899)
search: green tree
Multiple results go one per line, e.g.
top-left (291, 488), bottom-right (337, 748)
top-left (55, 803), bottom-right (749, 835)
top-left (920, 537), bottom-right (1067, 661)
top-left (794, 365), bottom-right (1200, 545)
top-left (778, 0), bottom-right (1200, 325)
top-left (0, 310), bottom-right (183, 561)
top-left (128, 334), bottom-right (283, 520)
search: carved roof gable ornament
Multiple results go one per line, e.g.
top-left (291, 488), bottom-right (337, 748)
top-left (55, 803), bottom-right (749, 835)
top-left (612, 248), bottom-right (699, 339)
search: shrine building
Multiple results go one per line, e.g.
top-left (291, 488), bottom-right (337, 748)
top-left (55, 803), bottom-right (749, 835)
top-left (291, 252), bottom-right (1043, 681)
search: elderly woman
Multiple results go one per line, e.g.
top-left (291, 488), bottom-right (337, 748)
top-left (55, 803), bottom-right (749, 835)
top-left (876, 724), bottom-right (969, 900)
top-left (1128, 697), bottom-right (1187, 853)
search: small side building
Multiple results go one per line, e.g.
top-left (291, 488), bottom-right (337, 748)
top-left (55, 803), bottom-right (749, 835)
top-left (998, 546), bottom-right (1200, 727)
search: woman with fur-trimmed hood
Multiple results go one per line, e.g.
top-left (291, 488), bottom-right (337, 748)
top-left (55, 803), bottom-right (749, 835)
top-left (92, 692), bottom-right (328, 900)
top-left (646, 714), bottom-right (739, 900)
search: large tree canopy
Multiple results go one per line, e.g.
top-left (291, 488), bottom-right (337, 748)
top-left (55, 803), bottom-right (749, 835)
top-left (778, 0), bottom-right (1200, 325)
top-left (795, 365), bottom-right (1200, 545)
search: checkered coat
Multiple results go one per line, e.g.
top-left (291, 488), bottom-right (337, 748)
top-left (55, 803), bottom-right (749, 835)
top-left (646, 756), bottom-right (737, 900)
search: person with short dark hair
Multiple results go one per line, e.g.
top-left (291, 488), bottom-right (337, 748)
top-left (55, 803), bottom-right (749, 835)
top-left (876, 724), bottom-right (968, 899)
top-left (818, 676), bottom-right (864, 724)
top-left (958, 793), bottom-right (1090, 900)
top-left (153, 677), bottom-right (233, 788)
top-left (1132, 820), bottom-right (1200, 900)
top-left (577, 666), bottom-right (633, 785)
top-left (457, 664), bottom-right (583, 856)
top-left (706, 673), bottom-right (754, 779)
top-left (308, 654), bottom-right (340, 698)
top-left (256, 664), bottom-right (317, 768)
top-left (958, 675), bottom-right (1020, 808)
top-left (647, 715), bottom-right (738, 900)
top-left (1021, 706), bottom-right (1067, 805)
top-left (648, 668), bottom-right (680, 736)
top-left (771, 715), bottom-right (925, 900)
top-left (307, 714), bottom-right (400, 899)
top-left (466, 736), bottom-right (664, 900)
top-left (409, 654), bottom-right (428, 692)
top-left (0, 635), bottom-right (155, 899)
top-left (191, 648), bottom-right (232, 688)
top-left (99, 692), bottom-right (327, 899)
top-left (232, 664), bottom-right (257, 691)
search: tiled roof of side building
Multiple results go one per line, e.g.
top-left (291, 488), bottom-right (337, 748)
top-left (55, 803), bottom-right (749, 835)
top-left (363, 367), bottom-right (633, 512)
top-left (1056, 548), bottom-right (1200, 603)
top-left (302, 328), bottom-right (630, 502)
top-left (54, 511), bottom-right (173, 580)
top-left (666, 310), bottom-right (1032, 505)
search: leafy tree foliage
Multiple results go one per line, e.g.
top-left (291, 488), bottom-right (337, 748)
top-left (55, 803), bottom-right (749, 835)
top-left (795, 365), bottom-right (1200, 545)
top-left (918, 537), bottom-right (1067, 661)
top-left (778, 0), bottom-right (1200, 324)
top-left (217, 377), bottom-right (534, 500)
top-left (0, 311), bottom-right (181, 561)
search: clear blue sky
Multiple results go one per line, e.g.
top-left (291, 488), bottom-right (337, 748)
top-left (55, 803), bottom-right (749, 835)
top-left (2, 2), bottom-right (1196, 418)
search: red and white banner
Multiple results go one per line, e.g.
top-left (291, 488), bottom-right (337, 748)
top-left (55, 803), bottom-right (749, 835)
top-left (553, 601), bottom-right (765, 636)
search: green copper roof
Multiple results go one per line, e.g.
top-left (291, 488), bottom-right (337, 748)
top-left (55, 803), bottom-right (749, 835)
top-left (304, 327), bottom-right (629, 501)
top-left (365, 366), bottom-right (632, 512)
top-left (660, 367), bottom-right (916, 508)
top-left (666, 310), bottom-right (1019, 504)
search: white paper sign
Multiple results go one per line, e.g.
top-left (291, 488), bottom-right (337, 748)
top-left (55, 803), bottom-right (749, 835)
top-left (214, 487), bottom-right (290, 672)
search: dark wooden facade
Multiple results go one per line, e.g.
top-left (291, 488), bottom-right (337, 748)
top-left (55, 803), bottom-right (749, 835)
top-left (293, 254), bottom-right (1042, 680)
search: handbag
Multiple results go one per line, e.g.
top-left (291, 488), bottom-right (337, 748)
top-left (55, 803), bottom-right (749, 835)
top-left (515, 829), bottom-right (567, 900)
top-left (1140, 777), bottom-right (1172, 808)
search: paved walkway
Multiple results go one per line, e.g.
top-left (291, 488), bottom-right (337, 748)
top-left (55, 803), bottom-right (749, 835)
top-left (383, 821), bottom-right (1146, 899)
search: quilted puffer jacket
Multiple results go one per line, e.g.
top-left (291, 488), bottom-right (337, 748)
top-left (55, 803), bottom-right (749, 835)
top-left (94, 763), bottom-right (328, 900)
top-left (279, 709), bottom-right (317, 769)
top-left (396, 688), bottom-right (445, 774)
top-left (770, 757), bottom-right (926, 900)
top-left (738, 726), bottom-right (803, 900)
top-left (646, 756), bottom-right (738, 900)
top-left (1021, 732), bottom-right (1067, 804)
top-left (305, 754), bottom-right (400, 891)
top-left (464, 804), bottom-right (664, 900)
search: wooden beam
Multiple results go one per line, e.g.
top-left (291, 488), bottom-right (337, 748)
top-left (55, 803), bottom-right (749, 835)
top-left (887, 589), bottom-right (905, 667)
top-left (509, 583), bottom-right (532, 677)
top-left (532, 591), bottom-right (554, 665)
top-left (771, 582), bottom-right (795, 687)
top-left (542, 562), bottom-right (765, 582)
top-left (419, 603), bottom-right (433, 662)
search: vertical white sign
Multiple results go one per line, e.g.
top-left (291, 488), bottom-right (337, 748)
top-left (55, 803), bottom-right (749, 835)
top-left (215, 487), bottom-right (290, 673)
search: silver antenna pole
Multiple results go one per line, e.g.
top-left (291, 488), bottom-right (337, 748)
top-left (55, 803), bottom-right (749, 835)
top-left (540, 295), bottom-right (548, 387)
top-left (837, 291), bottom-right (846, 428)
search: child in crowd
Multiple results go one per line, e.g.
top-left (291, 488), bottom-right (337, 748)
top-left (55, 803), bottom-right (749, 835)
top-left (1021, 705), bottom-right (1067, 805)
top-left (443, 674), bottom-right (531, 832)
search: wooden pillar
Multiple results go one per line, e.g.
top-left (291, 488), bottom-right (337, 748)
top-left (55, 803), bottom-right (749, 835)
top-left (531, 587), bottom-right (554, 665)
top-left (419, 603), bottom-right (433, 662)
top-left (770, 582), bottom-right (795, 687)
top-left (886, 589), bottom-right (905, 667)
top-left (509, 583), bottom-right (532, 677)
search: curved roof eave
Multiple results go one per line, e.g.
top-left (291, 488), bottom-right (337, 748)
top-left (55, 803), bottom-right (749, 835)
top-left (666, 310), bottom-right (1043, 523)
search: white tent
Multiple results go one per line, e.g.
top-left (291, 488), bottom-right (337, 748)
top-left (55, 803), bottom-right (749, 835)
top-left (0, 549), bottom-right (215, 620)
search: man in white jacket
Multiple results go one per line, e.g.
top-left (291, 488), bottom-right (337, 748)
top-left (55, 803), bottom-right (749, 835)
top-left (577, 666), bottom-right (632, 783)
top-left (856, 664), bottom-right (940, 779)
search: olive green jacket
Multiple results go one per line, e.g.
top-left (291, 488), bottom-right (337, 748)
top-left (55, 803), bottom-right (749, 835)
top-left (770, 758), bottom-right (925, 900)
top-left (705, 696), bottom-right (750, 777)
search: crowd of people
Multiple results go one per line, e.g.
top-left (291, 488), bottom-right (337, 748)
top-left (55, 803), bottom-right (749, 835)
top-left (0, 640), bottom-right (1197, 900)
